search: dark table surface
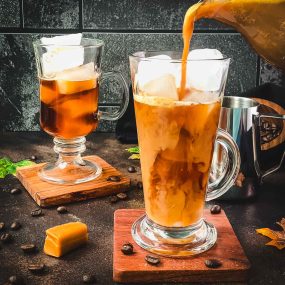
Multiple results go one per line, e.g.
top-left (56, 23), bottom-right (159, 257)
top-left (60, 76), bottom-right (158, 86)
top-left (0, 132), bottom-right (284, 285)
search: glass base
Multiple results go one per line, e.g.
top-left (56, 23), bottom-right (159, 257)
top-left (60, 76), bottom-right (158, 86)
top-left (39, 159), bottom-right (102, 185)
top-left (131, 215), bottom-right (217, 257)
top-left (38, 136), bottom-right (102, 185)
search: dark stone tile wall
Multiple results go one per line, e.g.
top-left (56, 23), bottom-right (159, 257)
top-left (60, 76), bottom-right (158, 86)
top-left (23, 0), bottom-right (79, 29)
top-left (0, 1), bottom-right (284, 132)
top-left (260, 59), bottom-right (285, 87)
top-left (83, 0), bottom-right (230, 31)
top-left (0, 0), bottom-right (21, 27)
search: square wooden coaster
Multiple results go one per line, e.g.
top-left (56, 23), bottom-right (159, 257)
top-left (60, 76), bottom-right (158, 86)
top-left (113, 209), bottom-right (250, 283)
top-left (16, 155), bottom-right (130, 207)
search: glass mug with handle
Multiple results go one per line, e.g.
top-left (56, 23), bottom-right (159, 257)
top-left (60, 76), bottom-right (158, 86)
top-left (129, 51), bottom-right (240, 256)
top-left (34, 37), bottom-right (129, 184)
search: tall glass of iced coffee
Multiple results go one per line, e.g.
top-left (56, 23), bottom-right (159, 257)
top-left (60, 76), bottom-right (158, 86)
top-left (130, 51), bottom-right (240, 256)
top-left (34, 36), bottom-right (128, 184)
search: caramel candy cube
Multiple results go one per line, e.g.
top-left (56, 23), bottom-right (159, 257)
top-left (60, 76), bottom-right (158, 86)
top-left (44, 222), bottom-right (88, 257)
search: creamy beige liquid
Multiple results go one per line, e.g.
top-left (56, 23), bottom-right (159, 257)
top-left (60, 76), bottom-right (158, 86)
top-left (135, 94), bottom-right (221, 227)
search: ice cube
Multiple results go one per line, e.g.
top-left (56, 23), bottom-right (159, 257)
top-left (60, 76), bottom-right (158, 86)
top-left (56, 63), bottom-right (98, 94)
top-left (42, 46), bottom-right (84, 78)
top-left (137, 55), bottom-right (176, 87)
top-left (41, 34), bottom-right (82, 45)
top-left (187, 49), bottom-right (226, 91)
top-left (41, 34), bottom-right (84, 77)
top-left (188, 49), bottom-right (223, 60)
top-left (141, 74), bottom-right (178, 100)
top-left (182, 90), bottom-right (220, 104)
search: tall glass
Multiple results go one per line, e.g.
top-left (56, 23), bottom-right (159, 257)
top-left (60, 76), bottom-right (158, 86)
top-left (34, 38), bottom-right (128, 185)
top-left (129, 51), bottom-right (240, 256)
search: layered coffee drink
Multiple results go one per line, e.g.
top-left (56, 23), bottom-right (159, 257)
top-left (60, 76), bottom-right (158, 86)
top-left (134, 89), bottom-right (221, 227)
top-left (40, 64), bottom-right (99, 139)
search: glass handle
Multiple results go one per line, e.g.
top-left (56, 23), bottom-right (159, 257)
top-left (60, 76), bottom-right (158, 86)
top-left (252, 113), bottom-right (285, 183)
top-left (98, 72), bottom-right (129, 121)
top-left (206, 128), bottom-right (241, 201)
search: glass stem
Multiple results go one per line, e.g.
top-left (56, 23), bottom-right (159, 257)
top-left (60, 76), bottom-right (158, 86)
top-left (53, 137), bottom-right (86, 166)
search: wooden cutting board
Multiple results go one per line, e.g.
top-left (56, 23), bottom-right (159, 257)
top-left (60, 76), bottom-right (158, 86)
top-left (113, 209), bottom-right (250, 283)
top-left (16, 155), bottom-right (130, 207)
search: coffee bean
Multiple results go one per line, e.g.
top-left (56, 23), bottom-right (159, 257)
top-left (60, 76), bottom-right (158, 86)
top-left (127, 166), bottom-right (136, 173)
top-left (107, 175), bottom-right (121, 182)
top-left (57, 206), bottom-right (68, 214)
top-left (1, 233), bottom-right (12, 243)
top-left (8, 275), bottom-right (24, 285)
top-left (82, 274), bottom-right (97, 283)
top-left (145, 255), bottom-right (160, 266)
top-left (137, 181), bottom-right (143, 190)
top-left (10, 188), bottom-right (22, 195)
top-left (30, 155), bottom-right (37, 161)
top-left (0, 222), bottom-right (5, 231)
top-left (28, 263), bottom-right (45, 273)
top-left (10, 222), bottom-right (21, 231)
top-left (121, 242), bottom-right (134, 255)
top-left (116, 192), bottom-right (128, 200)
top-left (20, 244), bottom-right (36, 253)
top-left (31, 208), bottom-right (43, 217)
top-left (205, 259), bottom-right (222, 268)
top-left (109, 196), bottom-right (118, 203)
top-left (210, 205), bottom-right (221, 214)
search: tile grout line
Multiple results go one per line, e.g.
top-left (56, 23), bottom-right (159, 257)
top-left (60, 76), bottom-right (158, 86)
top-left (0, 27), bottom-right (240, 34)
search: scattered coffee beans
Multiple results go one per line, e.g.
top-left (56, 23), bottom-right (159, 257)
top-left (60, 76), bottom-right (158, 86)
top-left (145, 255), bottom-right (160, 266)
top-left (82, 274), bottom-right (97, 284)
top-left (107, 175), bottom-right (121, 182)
top-left (31, 209), bottom-right (43, 217)
top-left (30, 155), bottom-right (37, 161)
top-left (0, 222), bottom-right (5, 231)
top-left (109, 196), bottom-right (118, 203)
top-left (121, 243), bottom-right (134, 255)
top-left (10, 222), bottom-right (21, 230)
top-left (1, 233), bottom-right (12, 243)
top-left (20, 244), bottom-right (36, 254)
top-left (137, 181), bottom-right (143, 190)
top-left (57, 206), bottom-right (68, 214)
top-left (205, 259), bottom-right (222, 268)
top-left (127, 166), bottom-right (136, 173)
top-left (210, 205), bottom-right (221, 214)
top-left (28, 263), bottom-right (45, 273)
top-left (10, 188), bottom-right (22, 195)
top-left (116, 192), bottom-right (128, 200)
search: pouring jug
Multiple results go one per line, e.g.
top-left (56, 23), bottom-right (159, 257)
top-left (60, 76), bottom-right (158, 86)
top-left (193, 0), bottom-right (285, 71)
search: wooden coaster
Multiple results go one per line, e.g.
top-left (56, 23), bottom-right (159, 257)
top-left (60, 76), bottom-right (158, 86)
top-left (113, 209), bottom-right (250, 283)
top-left (16, 155), bottom-right (130, 207)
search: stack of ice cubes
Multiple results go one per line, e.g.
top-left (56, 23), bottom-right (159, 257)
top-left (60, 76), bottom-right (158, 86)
top-left (136, 49), bottom-right (226, 102)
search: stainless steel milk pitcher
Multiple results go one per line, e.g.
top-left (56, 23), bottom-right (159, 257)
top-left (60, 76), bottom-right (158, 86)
top-left (210, 96), bottom-right (285, 200)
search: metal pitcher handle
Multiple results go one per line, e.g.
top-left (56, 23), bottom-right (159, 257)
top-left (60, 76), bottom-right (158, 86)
top-left (252, 113), bottom-right (285, 183)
